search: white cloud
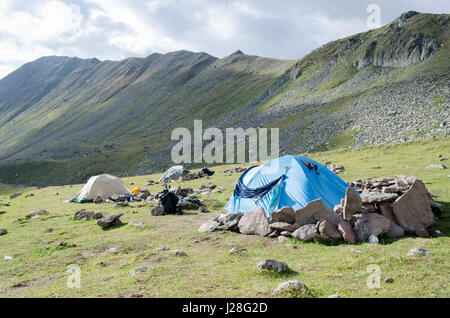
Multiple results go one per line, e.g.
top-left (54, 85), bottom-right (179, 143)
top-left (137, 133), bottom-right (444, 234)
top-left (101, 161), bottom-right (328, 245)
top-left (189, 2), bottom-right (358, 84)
top-left (0, 0), bottom-right (448, 80)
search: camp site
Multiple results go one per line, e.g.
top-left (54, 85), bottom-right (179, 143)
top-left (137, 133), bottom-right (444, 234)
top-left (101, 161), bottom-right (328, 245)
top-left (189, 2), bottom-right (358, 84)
top-left (0, 138), bottom-right (448, 298)
top-left (0, 2), bottom-right (449, 303)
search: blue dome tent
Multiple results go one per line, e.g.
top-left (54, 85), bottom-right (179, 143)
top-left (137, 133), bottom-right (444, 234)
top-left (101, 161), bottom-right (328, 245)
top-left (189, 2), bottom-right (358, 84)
top-left (225, 155), bottom-right (351, 217)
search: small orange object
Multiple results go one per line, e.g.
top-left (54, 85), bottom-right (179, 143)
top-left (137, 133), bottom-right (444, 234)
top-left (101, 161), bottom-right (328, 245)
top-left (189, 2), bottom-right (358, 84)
top-left (132, 186), bottom-right (141, 194)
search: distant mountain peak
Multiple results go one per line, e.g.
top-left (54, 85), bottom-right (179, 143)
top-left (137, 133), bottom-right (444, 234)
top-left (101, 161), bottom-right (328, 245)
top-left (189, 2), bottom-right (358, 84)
top-left (230, 50), bottom-right (244, 56)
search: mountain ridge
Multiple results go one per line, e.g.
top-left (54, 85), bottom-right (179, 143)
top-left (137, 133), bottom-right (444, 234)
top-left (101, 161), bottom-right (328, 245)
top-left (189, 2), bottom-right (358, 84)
top-left (0, 11), bottom-right (448, 186)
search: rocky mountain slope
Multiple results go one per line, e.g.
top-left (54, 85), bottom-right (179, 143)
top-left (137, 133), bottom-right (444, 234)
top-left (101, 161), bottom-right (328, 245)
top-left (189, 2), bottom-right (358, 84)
top-left (0, 11), bottom-right (448, 186)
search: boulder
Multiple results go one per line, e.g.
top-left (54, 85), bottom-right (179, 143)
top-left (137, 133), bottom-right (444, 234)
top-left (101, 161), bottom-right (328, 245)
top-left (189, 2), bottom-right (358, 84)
top-left (278, 236), bottom-right (289, 243)
top-left (429, 200), bottom-right (444, 215)
top-left (216, 213), bottom-right (243, 231)
top-left (392, 180), bottom-right (435, 237)
top-left (269, 222), bottom-right (298, 232)
top-left (238, 208), bottom-right (271, 236)
top-left (9, 193), bottom-right (22, 200)
top-left (177, 200), bottom-right (199, 210)
top-left (97, 213), bottom-right (124, 229)
top-left (407, 248), bottom-right (432, 257)
top-left (353, 217), bottom-right (370, 242)
top-left (292, 224), bottom-right (317, 242)
top-left (343, 187), bottom-right (362, 221)
top-left (151, 205), bottom-right (166, 216)
top-left (378, 204), bottom-right (396, 222)
top-left (338, 221), bottom-right (356, 243)
top-left (386, 222), bottom-right (405, 238)
top-left (368, 235), bottom-right (379, 244)
top-left (229, 247), bottom-right (247, 254)
top-left (0, 229), bottom-right (7, 236)
top-left (334, 205), bottom-right (343, 215)
top-left (129, 265), bottom-right (152, 276)
top-left (318, 220), bottom-right (342, 242)
top-left (27, 210), bottom-right (48, 219)
top-left (360, 191), bottom-right (398, 204)
top-left (426, 164), bottom-right (447, 169)
top-left (174, 250), bottom-right (187, 257)
top-left (273, 281), bottom-right (306, 295)
top-left (73, 210), bottom-right (103, 220)
top-left (280, 231), bottom-right (292, 237)
top-left (294, 199), bottom-right (343, 227)
top-left (270, 207), bottom-right (295, 224)
top-left (359, 204), bottom-right (377, 213)
top-left (198, 220), bottom-right (220, 233)
top-left (257, 259), bottom-right (289, 273)
top-left (365, 213), bottom-right (392, 236)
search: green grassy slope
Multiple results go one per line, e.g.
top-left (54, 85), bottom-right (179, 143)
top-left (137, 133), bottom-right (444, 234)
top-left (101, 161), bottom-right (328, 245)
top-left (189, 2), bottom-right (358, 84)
top-left (0, 138), bottom-right (448, 297)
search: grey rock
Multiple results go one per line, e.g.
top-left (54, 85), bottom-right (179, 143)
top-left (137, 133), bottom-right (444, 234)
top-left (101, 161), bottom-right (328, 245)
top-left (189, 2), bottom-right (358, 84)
top-left (97, 213), bottom-right (124, 229)
top-left (365, 213), bottom-right (392, 236)
top-left (151, 205), bottom-right (166, 216)
top-left (407, 248), bottom-right (432, 257)
top-left (338, 221), bottom-right (356, 243)
top-left (386, 222), bottom-right (405, 238)
top-left (270, 207), bottom-right (295, 224)
top-left (174, 250), bottom-right (187, 257)
top-left (156, 246), bottom-right (170, 251)
top-left (278, 236), bottom-right (289, 243)
top-left (9, 193), bottom-right (22, 199)
top-left (269, 222), bottom-right (298, 232)
top-left (129, 265), bottom-right (152, 276)
top-left (294, 199), bottom-right (343, 227)
top-left (216, 213), bottom-right (243, 231)
top-left (343, 187), bottom-right (362, 221)
top-left (318, 220), bottom-right (342, 242)
top-left (426, 164), bottom-right (447, 169)
top-left (354, 218), bottom-right (370, 242)
top-left (360, 191), bottom-right (398, 204)
top-left (385, 277), bottom-right (395, 284)
top-left (0, 229), bottom-right (7, 236)
top-left (393, 180), bottom-right (435, 237)
top-left (368, 234), bottom-right (379, 244)
top-left (27, 210), bottom-right (48, 219)
top-left (198, 220), bottom-right (220, 233)
top-left (257, 259), bottom-right (289, 272)
top-left (292, 224), bottom-right (317, 242)
top-left (273, 280), bottom-right (305, 295)
top-left (429, 200), bottom-right (444, 215)
top-left (229, 247), bottom-right (247, 254)
top-left (238, 208), bottom-right (271, 236)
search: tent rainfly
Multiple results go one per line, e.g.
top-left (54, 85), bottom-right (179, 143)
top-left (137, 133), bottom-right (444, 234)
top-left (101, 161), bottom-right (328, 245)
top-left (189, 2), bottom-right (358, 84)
top-left (71, 174), bottom-right (131, 203)
top-left (159, 165), bottom-right (188, 183)
top-left (225, 155), bottom-right (352, 216)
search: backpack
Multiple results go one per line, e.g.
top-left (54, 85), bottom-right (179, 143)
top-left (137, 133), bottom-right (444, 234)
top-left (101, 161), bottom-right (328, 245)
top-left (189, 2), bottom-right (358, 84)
top-left (159, 189), bottom-right (182, 214)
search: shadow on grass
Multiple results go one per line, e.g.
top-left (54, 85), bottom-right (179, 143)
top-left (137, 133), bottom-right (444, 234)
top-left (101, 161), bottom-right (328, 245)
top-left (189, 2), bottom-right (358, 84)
top-left (101, 223), bottom-right (127, 231)
top-left (258, 268), bottom-right (299, 279)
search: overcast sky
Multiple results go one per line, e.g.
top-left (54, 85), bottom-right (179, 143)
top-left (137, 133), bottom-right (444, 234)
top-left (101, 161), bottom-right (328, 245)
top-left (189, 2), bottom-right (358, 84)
top-left (0, 0), bottom-right (448, 79)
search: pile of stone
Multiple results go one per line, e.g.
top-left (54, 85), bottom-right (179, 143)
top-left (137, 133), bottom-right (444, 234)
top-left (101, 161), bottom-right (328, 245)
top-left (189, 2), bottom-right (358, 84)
top-left (199, 175), bottom-right (443, 243)
top-left (324, 162), bottom-right (345, 174)
top-left (222, 167), bottom-right (247, 174)
top-left (181, 171), bottom-right (212, 181)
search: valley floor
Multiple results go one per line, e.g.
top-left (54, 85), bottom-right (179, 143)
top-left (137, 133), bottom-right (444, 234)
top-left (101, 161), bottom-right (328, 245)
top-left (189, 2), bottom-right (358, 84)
top-left (0, 138), bottom-right (448, 297)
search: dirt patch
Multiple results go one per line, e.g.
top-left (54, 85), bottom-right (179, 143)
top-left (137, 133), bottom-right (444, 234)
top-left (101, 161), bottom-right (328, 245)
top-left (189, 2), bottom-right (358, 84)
top-left (2, 276), bottom-right (53, 294)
